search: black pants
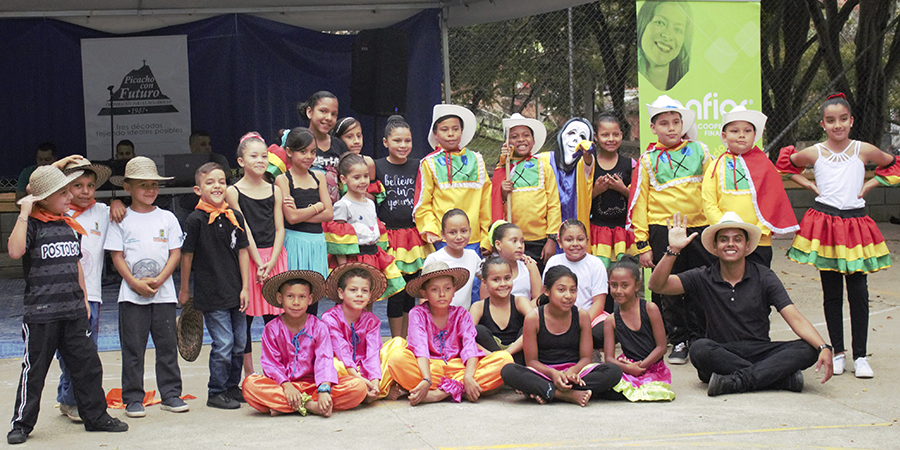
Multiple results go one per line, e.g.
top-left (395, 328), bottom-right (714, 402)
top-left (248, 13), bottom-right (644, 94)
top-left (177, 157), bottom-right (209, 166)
top-left (119, 302), bottom-right (182, 405)
top-left (821, 271), bottom-right (869, 359)
top-left (475, 324), bottom-right (525, 365)
top-left (690, 338), bottom-right (818, 392)
top-left (244, 314), bottom-right (277, 354)
top-left (747, 245), bottom-right (773, 268)
top-left (500, 362), bottom-right (622, 402)
top-left (649, 225), bottom-right (713, 345)
top-left (387, 272), bottom-right (419, 318)
top-left (11, 317), bottom-right (114, 434)
top-left (524, 239), bottom-right (550, 274)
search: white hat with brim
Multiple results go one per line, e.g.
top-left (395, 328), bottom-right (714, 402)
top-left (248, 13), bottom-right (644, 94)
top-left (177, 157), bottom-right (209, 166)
top-left (63, 158), bottom-right (111, 187)
top-left (647, 95), bottom-right (696, 134)
top-left (17, 165), bottom-right (83, 205)
top-left (428, 104), bottom-right (478, 150)
top-left (109, 156), bottom-right (172, 187)
top-left (503, 113), bottom-right (547, 153)
top-left (701, 211), bottom-right (762, 255)
top-left (405, 261), bottom-right (470, 299)
top-left (720, 105), bottom-right (767, 145)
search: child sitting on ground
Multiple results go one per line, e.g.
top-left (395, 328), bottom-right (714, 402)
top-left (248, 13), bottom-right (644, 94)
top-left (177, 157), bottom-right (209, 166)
top-left (470, 257), bottom-right (533, 364)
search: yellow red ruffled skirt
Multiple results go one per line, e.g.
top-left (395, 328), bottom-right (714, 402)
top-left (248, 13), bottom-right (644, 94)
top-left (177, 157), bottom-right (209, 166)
top-left (788, 204), bottom-right (891, 274)
top-left (589, 224), bottom-right (636, 267)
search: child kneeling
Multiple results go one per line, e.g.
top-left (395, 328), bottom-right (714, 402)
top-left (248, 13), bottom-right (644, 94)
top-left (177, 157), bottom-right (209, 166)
top-left (243, 271), bottom-right (367, 416)
top-left (387, 262), bottom-right (513, 405)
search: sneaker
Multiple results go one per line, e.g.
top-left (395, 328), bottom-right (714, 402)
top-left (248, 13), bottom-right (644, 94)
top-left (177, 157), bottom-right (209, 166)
top-left (853, 357), bottom-right (874, 378)
top-left (125, 402), bottom-right (146, 418)
top-left (707, 373), bottom-right (740, 397)
top-left (84, 417), bottom-right (128, 433)
top-left (60, 403), bottom-right (82, 422)
top-left (833, 354), bottom-right (845, 375)
top-left (668, 342), bottom-right (689, 365)
top-left (226, 385), bottom-right (246, 403)
top-left (7, 429), bottom-right (27, 445)
top-left (207, 393), bottom-right (240, 410)
top-left (160, 397), bottom-right (190, 413)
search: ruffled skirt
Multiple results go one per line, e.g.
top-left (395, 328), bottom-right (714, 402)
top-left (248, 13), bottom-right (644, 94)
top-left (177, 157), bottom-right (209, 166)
top-left (284, 229), bottom-right (329, 277)
top-left (589, 224), bottom-right (636, 267)
top-left (610, 358), bottom-right (675, 402)
top-left (246, 246), bottom-right (288, 317)
top-left (788, 203), bottom-right (891, 274)
top-left (385, 227), bottom-right (433, 274)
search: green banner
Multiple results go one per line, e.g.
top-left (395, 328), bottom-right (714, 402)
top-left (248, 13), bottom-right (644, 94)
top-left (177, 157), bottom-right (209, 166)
top-left (637, 1), bottom-right (762, 156)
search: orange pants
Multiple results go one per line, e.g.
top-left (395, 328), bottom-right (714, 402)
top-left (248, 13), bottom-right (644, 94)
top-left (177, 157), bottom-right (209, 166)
top-left (334, 336), bottom-right (408, 399)
top-left (387, 347), bottom-right (512, 394)
top-left (242, 374), bottom-right (367, 414)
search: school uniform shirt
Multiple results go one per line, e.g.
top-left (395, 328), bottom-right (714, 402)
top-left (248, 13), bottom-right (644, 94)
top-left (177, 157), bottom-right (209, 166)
top-left (491, 155), bottom-right (561, 242)
top-left (374, 157), bottom-right (419, 229)
top-left (22, 219), bottom-right (84, 323)
top-left (543, 253), bottom-right (608, 311)
top-left (321, 305), bottom-right (383, 380)
top-left (628, 140), bottom-right (711, 253)
top-left (423, 248), bottom-right (481, 308)
top-left (182, 209), bottom-right (250, 311)
top-left (261, 315), bottom-right (338, 386)
top-left (70, 203), bottom-right (110, 303)
top-left (407, 304), bottom-right (484, 363)
top-left (105, 207), bottom-right (182, 305)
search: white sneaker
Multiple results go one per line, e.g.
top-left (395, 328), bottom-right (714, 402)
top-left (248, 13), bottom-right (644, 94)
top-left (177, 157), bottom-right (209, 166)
top-left (832, 354), bottom-right (845, 375)
top-left (853, 357), bottom-right (874, 378)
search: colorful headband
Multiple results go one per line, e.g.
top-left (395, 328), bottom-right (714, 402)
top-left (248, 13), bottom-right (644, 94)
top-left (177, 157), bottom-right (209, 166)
top-left (826, 92), bottom-right (846, 101)
top-left (488, 220), bottom-right (509, 243)
top-left (239, 132), bottom-right (263, 145)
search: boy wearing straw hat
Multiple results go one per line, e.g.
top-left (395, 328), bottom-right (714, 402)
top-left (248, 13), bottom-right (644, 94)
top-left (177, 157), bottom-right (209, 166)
top-left (105, 156), bottom-right (187, 418)
top-left (242, 270), bottom-right (368, 416)
top-left (7, 166), bottom-right (128, 445)
top-left (648, 212), bottom-right (833, 396)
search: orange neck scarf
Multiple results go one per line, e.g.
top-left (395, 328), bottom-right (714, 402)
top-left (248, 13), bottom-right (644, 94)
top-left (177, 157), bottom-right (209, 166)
top-left (70, 200), bottom-right (96, 218)
top-left (195, 199), bottom-right (243, 230)
top-left (30, 208), bottom-right (87, 236)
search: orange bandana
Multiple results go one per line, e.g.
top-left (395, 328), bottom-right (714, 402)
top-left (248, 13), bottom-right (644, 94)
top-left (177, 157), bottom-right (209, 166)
top-left (70, 200), bottom-right (96, 218)
top-left (195, 199), bottom-right (243, 231)
top-left (30, 208), bottom-right (87, 236)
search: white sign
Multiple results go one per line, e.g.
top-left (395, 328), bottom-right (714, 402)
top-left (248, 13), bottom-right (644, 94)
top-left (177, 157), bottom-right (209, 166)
top-left (81, 35), bottom-right (191, 164)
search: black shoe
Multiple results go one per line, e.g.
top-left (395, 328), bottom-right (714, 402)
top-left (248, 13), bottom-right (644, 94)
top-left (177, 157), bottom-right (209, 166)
top-left (890, 216), bottom-right (900, 225)
top-left (668, 342), bottom-right (689, 365)
top-left (84, 417), bottom-right (129, 433)
top-left (7, 429), bottom-right (27, 445)
top-left (773, 370), bottom-right (804, 392)
top-left (707, 373), bottom-right (741, 397)
top-left (226, 386), bottom-right (246, 403)
top-left (207, 393), bottom-right (240, 409)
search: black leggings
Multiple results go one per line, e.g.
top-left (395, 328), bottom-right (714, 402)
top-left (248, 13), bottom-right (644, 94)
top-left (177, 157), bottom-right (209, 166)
top-left (245, 314), bottom-right (277, 354)
top-left (387, 273), bottom-right (419, 318)
top-left (475, 324), bottom-right (525, 365)
top-left (820, 271), bottom-right (869, 359)
top-left (500, 362), bottom-right (622, 402)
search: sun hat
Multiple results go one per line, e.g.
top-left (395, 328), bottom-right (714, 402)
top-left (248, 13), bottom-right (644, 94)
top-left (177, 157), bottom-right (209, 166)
top-left (405, 261), bottom-right (470, 299)
top-left (63, 158), bottom-right (111, 187)
top-left (176, 297), bottom-right (204, 362)
top-left (261, 270), bottom-right (326, 308)
top-left (109, 156), bottom-right (173, 186)
top-left (701, 211), bottom-right (762, 255)
top-left (502, 113), bottom-right (547, 153)
top-left (646, 95), bottom-right (696, 133)
top-left (325, 262), bottom-right (388, 304)
top-left (17, 165), bottom-right (83, 205)
top-left (720, 105), bottom-right (767, 143)
top-left (428, 104), bottom-right (478, 150)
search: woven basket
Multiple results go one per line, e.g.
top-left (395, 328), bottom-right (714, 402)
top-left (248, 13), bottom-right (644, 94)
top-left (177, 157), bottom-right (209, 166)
top-left (177, 298), bottom-right (204, 362)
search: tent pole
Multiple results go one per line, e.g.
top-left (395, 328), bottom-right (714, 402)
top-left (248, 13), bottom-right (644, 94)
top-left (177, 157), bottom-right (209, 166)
top-left (441, 7), bottom-right (451, 104)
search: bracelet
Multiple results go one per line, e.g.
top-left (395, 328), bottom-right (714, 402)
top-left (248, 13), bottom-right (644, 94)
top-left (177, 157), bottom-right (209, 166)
top-left (665, 247), bottom-right (680, 257)
top-left (312, 204), bottom-right (320, 214)
top-left (546, 234), bottom-right (558, 242)
top-left (421, 377), bottom-right (432, 387)
top-left (17, 216), bottom-right (28, 223)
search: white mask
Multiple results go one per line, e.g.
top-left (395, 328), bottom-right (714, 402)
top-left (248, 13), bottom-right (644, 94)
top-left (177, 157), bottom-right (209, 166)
top-left (561, 121), bottom-right (592, 165)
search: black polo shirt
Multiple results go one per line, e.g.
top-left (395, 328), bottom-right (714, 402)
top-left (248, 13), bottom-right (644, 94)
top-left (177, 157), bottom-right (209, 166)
top-left (182, 210), bottom-right (249, 311)
top-left (677, 261), bottom-right (793, 343)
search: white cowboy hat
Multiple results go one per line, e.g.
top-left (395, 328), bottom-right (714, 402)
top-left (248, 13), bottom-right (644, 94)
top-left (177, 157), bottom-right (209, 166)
top-left (701, 211), bottom-right (762, 255)
top-left (18, 165), bottom-right (83, 205)
top-left (109, 156), bottom-right (173, 186)
top-left (721, 105), bottom-right (767, 142)
top-left (428, 104), bottom-right (478, 150)
top-left (646, 95), bottom-right (696, 133)
top-left (502, 113), bottom-right (547, 153)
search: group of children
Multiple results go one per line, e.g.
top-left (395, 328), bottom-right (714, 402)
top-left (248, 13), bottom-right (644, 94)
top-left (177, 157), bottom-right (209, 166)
top-left (8, 90), bottom-right (898, 442)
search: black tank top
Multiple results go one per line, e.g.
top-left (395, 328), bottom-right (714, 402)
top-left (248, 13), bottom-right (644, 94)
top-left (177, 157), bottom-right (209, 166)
top-left (590, 155), bottom-right (633, 227)
top-left (536, 305), bottom-right (581, 365)
top-left (235, 184), bottom-right (276, 248)
top-left (614, 300), bottom-right (656, 361)
top-left (286, 170), bottom-right (323, 234)
top-left (479, 295), bottom-right (526, 346)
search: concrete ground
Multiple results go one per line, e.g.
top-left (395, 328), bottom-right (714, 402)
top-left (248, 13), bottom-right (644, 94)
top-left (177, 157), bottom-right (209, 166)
top-left (2, 228), bottom-right (900, 449)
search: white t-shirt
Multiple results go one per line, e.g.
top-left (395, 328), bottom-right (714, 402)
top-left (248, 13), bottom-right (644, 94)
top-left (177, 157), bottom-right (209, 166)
top-left (70, 203), bottom-right (110, 303)
top-left (543, 253), bottom-right (608, 311)
top-left (423, 248), bottom-right (481, 308)
top-left (104, 207), bottom-right (183, 305)
top-left (333, 196), bottom-right (380, 246)
top-left (511, 259), bottom-right (533, 300)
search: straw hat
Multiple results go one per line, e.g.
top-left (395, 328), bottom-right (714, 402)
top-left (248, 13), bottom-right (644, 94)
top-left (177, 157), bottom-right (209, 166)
top-left (720, 105), bottom-right (767, 143)
top-left (177, 297), bottom-right (204, 362)
top-left (646, 95), bottom-right (696, 133)
top-left (428, 104), bottom-right (477, 150)
top-left (405, 261), bottom-right (470, 299)
top-left (325, 262), bottom-right (387, 304)
top-left (109, 156), bottom-right (172, 186)
top-left (261, 270), bottom-right (326, 308)
top-left (701, 211), bottom-right (762, 255)
top-left (63, 158), bottom-right (111, 187)
top-left (503, 113), bottom-right (547, 153)
top-left (17, 165), bottom-right (83, 205)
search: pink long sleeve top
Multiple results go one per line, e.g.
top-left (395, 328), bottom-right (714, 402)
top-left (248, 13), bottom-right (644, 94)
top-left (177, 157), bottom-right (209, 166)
top-left (407, 304), bottom-right (484, 364)
top-left (321, 305), bottom-right (383, 380)
top-left (260, 315), bottom-right (338, 386)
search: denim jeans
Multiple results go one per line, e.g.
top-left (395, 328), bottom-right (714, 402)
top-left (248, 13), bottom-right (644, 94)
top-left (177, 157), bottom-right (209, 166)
top-left (204, 307), bottom-right (247, 396)
top-left (57, 301), bottom-right (100, 406)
